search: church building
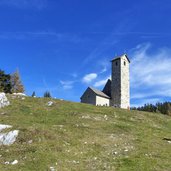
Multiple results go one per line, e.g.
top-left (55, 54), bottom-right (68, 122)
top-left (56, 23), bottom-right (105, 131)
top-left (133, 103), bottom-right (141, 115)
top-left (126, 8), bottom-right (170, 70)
top-left (80, 54), bottom-right (130, 109)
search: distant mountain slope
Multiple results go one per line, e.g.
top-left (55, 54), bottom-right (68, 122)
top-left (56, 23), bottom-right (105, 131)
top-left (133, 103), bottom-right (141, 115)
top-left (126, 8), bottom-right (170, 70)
top-left (0, 95), bottom-right (170, 171)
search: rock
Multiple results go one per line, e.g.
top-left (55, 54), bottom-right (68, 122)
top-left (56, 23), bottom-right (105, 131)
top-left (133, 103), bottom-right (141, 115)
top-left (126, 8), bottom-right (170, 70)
top-left (73, 160), bottom-right (79, 164)
top-left (0, 112), bottom-right (6, 115)
top-left (49, 167), bottom-right (56, 171)
top-left (0, 124), bottom-right (12, 131)
top-left (4, 161), bottom-right (10, 165)
top-left (13, 93), bottom-right (27, 96)
top-left (0, 124), bottom-right (19, 146)
top-left (104, 115), bottom-right (108, 120)
top-left (113, 151), bottom-right (118, 155)
top-left (0, 93), bottom-right (10, 108)
top-left (11, 160), bottom-right (18, 165)
top-left (163, 138), bottom-right (171, 141)
top-left (28, 140), bottom-right (33, 144)
top-left (0, 130), bottom-right (19, 145)
top-left (82, 115), bottom-right (91, 119)
top-left (47, 101), bottom-right (53, 106)
top-left (28, 140), bottom-right (32, 144)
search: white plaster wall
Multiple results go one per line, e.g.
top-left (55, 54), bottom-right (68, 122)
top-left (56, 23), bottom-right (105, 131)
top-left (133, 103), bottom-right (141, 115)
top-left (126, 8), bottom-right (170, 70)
top-left (96, 96), bottom-right (110, 106)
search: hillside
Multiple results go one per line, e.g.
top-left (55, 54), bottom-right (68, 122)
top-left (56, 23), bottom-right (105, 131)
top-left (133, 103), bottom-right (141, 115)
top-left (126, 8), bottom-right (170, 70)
top-left (0, 95), bottom-right (171, 171)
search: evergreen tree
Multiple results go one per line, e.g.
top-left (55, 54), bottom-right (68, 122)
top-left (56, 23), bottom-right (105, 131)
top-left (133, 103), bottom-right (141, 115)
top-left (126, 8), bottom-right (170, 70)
top-left (167, 103), bottom-right (171, 116)
top-left (0, 69), bottom-right (12, 93)
top-left (132, 101), bottom-right (171, 116)
top-left (10, 69), bottom-right (24, 93)
top-left (44, 91), bottom-right (51, 98)
top-left (32, 91), bottom-right (36, 97)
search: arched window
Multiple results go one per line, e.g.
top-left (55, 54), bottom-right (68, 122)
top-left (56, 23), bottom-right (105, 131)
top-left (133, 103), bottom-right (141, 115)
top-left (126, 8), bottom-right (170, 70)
top-left (124, 61), bottom-right (126, 66)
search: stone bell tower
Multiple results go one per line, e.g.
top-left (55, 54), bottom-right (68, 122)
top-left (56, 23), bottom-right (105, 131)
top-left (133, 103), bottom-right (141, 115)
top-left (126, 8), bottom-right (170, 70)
top-left (111, 54), bottom-right (130, 109)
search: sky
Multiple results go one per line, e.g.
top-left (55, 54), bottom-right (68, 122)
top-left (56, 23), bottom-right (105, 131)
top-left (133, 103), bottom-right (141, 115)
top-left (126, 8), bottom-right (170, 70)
top-left (0, 0), bottom-right (171, 107)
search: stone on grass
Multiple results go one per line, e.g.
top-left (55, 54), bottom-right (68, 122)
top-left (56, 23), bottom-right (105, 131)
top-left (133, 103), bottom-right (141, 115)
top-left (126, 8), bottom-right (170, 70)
top-left (28, 140), bottom-right (33, 144)
top-left (13, 93), bottom-right (27, 96)
top-left (113, 151), bottom-right (118, 155)
top-left (4, 161), bottom-right (10, 165)
top-left (0, 124), bottom-right (19, 146)
top-left (11, 160), bottom-right (18, 165)
top-left (0, 93), bottom-right (10, 108)
top-left (50, 166), bottom-right (56, 171)
top-left (0, 112), bottom-right (6, 115)
top-left (47, 101), bottom-right (53, 106)
top-left (104, 115), bottom-right (108, 120)
top-left (0, 125), bottom-right (12, 131)
top-left (0, 130), bottom-right (19, 145)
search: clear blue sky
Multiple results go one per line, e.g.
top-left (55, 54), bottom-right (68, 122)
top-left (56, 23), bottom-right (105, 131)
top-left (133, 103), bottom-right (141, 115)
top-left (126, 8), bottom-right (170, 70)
top-left (0, 0), bottom-right (171, 106)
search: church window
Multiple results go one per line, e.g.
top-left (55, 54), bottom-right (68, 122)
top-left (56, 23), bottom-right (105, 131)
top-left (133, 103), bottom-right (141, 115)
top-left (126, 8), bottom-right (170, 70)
top-left (124, 61), bottom-right (126, 66)
top-left (116, 62), bottom-right (118, 66)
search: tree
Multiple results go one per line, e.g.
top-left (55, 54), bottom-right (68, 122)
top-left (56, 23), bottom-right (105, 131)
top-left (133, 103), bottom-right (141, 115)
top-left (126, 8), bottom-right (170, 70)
top-left (44, 91), bottom-right (51, 98)
top-left (0, 69), bottom-right (12, 93)
top-left (10, 69), bottom-right (24, 93)
top-left (167, 103), bottom-right (171, 116)
top-left (132, 102), bottom-right (171, 116)
top-left (32, 91), bottom-right (36, 97)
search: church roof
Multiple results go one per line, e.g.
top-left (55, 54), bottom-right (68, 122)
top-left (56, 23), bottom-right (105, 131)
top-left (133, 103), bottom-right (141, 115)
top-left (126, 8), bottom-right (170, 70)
top-left (89, 87), bottom-right (110, 99)
top-left (111, 54), bottom-right (130, 63)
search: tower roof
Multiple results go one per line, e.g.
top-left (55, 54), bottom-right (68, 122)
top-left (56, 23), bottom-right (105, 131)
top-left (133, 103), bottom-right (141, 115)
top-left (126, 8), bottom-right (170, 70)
top-left (111, 54), bottom-right (130, 63)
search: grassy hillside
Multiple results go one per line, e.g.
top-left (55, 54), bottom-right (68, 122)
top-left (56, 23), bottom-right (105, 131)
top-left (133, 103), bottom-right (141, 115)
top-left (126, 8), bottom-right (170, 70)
top-left (0, 95), bottom-right (171, 171)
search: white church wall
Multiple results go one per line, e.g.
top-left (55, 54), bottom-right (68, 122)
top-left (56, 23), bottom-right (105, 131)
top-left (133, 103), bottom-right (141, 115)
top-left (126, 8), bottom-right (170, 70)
top-left (96, 96), bottom-right (110, 106)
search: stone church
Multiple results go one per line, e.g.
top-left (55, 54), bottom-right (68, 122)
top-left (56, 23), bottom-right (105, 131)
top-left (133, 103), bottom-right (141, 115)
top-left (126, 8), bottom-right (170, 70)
top-left (80, 54), bottom-right (130, 109)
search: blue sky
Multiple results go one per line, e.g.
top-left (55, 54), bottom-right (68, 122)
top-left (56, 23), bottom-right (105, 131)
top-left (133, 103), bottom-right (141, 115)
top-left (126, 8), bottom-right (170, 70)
top-left (0, 0), bottom-right (171, 106)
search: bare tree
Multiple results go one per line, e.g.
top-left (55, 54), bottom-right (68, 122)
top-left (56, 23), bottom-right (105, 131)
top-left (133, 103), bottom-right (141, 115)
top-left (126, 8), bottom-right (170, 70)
top-left (10, 69), bottom-right (24, 93)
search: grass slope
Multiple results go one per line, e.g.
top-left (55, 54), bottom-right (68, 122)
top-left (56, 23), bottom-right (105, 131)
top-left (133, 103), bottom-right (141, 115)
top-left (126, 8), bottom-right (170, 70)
top-left (0, 95), bottom-right (171, 171)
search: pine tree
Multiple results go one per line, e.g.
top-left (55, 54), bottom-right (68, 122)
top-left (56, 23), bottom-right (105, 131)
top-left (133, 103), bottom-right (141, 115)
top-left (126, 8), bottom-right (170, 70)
top-left (0, 69), bottom-right (12, 93)
top-left (10, 69), bottom-right (24, 93)
top-left (168, 103), bottom-right (171, 116)
top-left (32, 91), bottom-right (36, 97)
top-left (44, 91), bottom-right (51, 98)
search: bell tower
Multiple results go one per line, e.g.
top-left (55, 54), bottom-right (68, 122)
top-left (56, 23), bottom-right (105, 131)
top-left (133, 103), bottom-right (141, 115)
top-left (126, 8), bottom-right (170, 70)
top-left (111, 54), bottom-right (130, 109)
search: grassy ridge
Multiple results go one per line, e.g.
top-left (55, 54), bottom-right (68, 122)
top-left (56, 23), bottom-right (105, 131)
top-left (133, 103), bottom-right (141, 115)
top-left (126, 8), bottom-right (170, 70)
top-left (0, 95), bottom-right (171, 171)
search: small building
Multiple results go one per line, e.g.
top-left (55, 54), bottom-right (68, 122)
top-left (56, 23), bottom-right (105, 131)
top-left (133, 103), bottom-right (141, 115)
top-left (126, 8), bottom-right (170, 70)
top-left (80, 54), bottom-right (130, 109)
top-left (80, 87), bottom-right (110, 106)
